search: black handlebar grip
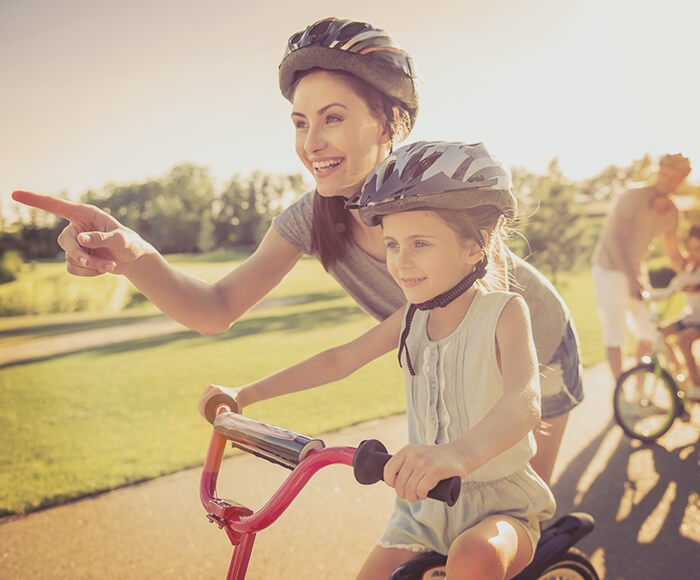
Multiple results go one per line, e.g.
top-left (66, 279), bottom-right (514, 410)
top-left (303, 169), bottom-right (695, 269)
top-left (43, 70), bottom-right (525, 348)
top-left (352, 439), bottom-right (461, 506)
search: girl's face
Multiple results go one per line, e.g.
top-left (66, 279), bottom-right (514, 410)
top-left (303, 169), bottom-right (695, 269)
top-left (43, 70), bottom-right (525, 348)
top-left (382, 211), bottom-right (483, 304)
top-left (686, 236), bottom-right (700, 266)
top-left (291, 70), bottom-right (391, 200)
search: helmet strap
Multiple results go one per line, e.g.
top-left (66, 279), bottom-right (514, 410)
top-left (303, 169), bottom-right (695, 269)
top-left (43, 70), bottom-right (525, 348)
top-left (398, 255), bottom-right (488, 376)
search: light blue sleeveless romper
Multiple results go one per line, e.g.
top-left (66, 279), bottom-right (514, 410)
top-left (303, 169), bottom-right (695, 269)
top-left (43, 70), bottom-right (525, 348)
top-left (378, 288), bottom-right (556, 555)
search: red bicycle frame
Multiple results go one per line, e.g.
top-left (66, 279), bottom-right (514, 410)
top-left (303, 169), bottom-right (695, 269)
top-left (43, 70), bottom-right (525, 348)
top-left (199, 405), bottom-right (355, 580)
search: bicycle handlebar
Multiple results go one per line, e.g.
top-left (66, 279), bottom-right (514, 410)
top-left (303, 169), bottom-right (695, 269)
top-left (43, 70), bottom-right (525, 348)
top-left (213, 412), bottom-right (325, 469)
top-left (209, 410), bottom-right (461, 507)
top-left (201, 409), bottom-right (461, 579)
top-left (353, 439), bottom-right (461, 506)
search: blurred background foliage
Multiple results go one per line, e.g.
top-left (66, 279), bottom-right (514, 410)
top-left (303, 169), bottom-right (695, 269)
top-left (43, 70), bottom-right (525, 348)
top-left (2, 155), bottom-right (699, 315)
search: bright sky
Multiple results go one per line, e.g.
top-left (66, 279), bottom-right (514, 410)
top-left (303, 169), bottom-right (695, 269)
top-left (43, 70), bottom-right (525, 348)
top-left (1, 0), bottom-right (699, 220)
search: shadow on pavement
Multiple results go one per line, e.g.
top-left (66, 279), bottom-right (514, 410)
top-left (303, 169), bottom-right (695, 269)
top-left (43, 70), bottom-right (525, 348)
top-left (551, 414), bottom-right (699, 579)
top-left (1, 300), bottom-right (365, 369)
top-left (0, 313), bottom-right (166, 340)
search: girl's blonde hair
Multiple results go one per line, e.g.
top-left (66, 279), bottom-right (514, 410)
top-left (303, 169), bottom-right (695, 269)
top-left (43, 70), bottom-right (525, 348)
top-left (431, 206), bottom-right (511, 292)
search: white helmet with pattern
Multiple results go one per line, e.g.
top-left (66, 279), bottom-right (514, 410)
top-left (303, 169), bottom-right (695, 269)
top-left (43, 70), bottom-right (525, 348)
top-left (348, 140), bottom-right (515, 226)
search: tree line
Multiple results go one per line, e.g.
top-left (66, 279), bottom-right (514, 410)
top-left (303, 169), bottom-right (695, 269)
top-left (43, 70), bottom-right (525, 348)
top-left (0, 164), bottom-right (306, 279)
top-left (2, 155), bottom-right (698, 285)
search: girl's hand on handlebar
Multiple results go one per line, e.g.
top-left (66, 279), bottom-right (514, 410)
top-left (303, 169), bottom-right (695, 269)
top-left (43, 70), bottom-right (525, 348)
top-left (11, 190), bottom-right (155, 276)
top-left (383, 444), bottom-right (464, 504)
top-left (198, 384), bottom-right (244, 424)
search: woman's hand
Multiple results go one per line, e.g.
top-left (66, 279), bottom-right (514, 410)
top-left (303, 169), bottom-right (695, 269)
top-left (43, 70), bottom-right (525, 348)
top-left (383, 443), bottom-right (465, 503)
top-left (11, 190), bottom-right (155, 276)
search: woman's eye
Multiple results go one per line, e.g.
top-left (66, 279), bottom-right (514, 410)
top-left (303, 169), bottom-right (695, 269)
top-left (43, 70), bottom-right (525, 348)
top-left (385, 241), bottom-right (399, 250)
top-left (414, 240), bottom-right (429, 248)
top-left (325, 114), bottom-right (343, 124)
top-left (294, 120), bottom-right (307, 129)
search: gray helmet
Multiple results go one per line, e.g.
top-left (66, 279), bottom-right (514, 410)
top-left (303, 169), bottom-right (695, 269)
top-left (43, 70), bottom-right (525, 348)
top-left (279, 18), bottom-right (418, 126)
top-left (349, 140), bottom-right (516, 227)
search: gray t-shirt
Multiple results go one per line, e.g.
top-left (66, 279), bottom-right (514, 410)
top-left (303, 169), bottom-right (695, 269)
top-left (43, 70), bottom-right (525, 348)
top-left (272, 191), bottom-right (570, 364)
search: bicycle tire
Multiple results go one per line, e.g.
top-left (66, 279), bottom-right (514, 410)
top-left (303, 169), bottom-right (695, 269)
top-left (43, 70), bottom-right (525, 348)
top-left (614, 363), bottom-right (678, 442)
top-left (537, 548), bottom-right (599, 580)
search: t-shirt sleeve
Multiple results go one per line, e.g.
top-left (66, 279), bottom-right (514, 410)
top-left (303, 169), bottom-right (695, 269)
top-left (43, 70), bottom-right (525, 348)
top-left (271, 190), bottom-right (315, 255)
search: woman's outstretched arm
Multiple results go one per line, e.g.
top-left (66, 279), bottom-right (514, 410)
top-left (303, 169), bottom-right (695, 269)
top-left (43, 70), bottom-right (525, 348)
top-left (11, 190), bottom-right (303, 335)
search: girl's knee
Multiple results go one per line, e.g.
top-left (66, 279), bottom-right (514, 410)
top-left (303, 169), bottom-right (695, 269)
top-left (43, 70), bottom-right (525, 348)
top-left (446, 516), bottom-right (534, 580)
top-left (446, 534), bottom-right (507, 580)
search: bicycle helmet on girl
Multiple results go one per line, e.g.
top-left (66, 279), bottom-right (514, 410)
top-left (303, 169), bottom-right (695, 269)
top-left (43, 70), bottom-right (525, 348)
top-left (279, 17), bottom-right (418, 125)
top-left (349, 140), bottom-right (516, 226)
top-left (348, 140), bottom-right (516, 375)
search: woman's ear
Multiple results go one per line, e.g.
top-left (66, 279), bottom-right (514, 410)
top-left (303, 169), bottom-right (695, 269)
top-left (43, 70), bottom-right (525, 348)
top-left (379, 119), bottom-right (393, 146)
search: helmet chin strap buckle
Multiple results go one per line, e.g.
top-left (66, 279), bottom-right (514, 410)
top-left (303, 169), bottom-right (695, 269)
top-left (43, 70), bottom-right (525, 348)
top-left (399, 257), bottom-right (488, 376)
top-left (415, 257), bottom-right (488, 311)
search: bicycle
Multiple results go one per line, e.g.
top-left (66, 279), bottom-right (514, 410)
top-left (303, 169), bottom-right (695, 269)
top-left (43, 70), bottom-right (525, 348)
top-left (201, 403), bottom-right (599, 579)
top-left (613, 289), bottom-right (693, 442)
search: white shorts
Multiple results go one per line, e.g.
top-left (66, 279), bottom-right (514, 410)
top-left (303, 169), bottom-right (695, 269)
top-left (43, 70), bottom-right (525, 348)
top-left (592, 265), bottom-right (655, 347)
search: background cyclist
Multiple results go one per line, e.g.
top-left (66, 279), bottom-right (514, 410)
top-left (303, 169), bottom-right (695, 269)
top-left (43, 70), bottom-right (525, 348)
top-left (591, 153), bottom-right (691, 381)
top-left (661, 224), bottom-right (700, 399)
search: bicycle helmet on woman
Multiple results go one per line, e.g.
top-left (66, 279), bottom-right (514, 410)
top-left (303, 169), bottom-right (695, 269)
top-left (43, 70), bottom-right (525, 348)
top-left (279, 17), bottom-right (419, 126)
top-left (348, 140), bottom-right (516, 375)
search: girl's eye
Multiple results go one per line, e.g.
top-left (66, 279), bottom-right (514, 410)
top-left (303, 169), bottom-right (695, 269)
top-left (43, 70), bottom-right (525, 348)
top-left (294, 119), bottom-right (307, 130)
top-left (325, 114), bottom-right (343, 124)
top-left (385, 241), bottom-right (399, 250)
top-left (414, 240), bottom-right (429, 248)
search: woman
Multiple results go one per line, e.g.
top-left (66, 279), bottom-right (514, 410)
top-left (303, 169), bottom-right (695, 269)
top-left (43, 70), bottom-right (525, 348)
top-left (12, 17), bottom-right (581, 484)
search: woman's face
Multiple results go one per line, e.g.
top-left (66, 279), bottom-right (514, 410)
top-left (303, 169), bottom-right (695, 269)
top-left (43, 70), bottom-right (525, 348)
top-left (291, 70), bottom-right (391, 199)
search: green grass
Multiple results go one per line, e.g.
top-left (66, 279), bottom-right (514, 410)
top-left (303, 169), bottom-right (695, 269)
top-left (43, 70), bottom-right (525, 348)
top-left (0, 253), bottom-right (343, 344)
top-left (0, 258), bottom-right (403, 516)
top-left (0, 257), bottom-right (684, 517)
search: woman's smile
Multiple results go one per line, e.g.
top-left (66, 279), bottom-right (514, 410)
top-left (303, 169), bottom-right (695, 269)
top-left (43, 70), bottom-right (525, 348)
top-left (310, 156), bottom-right (344, 178)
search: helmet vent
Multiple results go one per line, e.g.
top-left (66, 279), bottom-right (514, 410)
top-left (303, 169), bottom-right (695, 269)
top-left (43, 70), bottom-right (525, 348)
top-left (337, 21), bottom-right (369, 42)
top-left (452, 157), bottom-right (474, 181)
top-left (308, 20), bottom-right (332, 39)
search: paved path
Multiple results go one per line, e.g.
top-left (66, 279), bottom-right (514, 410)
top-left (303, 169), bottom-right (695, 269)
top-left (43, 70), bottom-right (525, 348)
top-left (1, 361), bottom-right (698, 579)
top-left (1, 319), bottom-right (698, 579)
top-left (0, 315), bottom-right (186, 366)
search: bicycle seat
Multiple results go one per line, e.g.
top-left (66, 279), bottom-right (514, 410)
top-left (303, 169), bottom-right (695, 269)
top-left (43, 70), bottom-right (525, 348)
top-left (387, 512), bottom-right (596, 580)
top-left (513, 512), bottom-right (595, 578)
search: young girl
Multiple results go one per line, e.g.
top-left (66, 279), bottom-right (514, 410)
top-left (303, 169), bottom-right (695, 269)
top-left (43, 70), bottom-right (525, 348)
top-left (199, 141), bottom-right (556, 580)
top-left (13, 17), bottom-right (581, 485)
top-left (662, 224), bottom-right (700, 399)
